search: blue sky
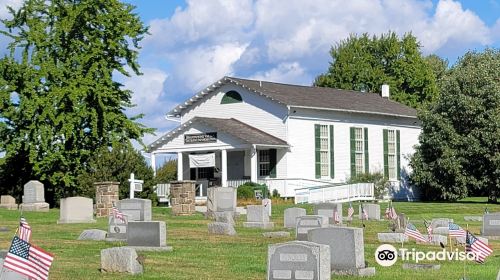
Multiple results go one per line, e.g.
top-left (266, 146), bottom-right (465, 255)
top-left (1, 0), bottom-right (499, 161)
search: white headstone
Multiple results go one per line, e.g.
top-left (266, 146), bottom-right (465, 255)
top-left (58, 196), bottom-right (95, 223)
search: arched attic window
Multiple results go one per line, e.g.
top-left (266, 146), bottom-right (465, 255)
top-left (220, 90), bottom-right (243, 104)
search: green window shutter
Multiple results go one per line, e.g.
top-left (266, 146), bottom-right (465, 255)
top-left (269, 149), bottom-right (277, 178)
top-left (315, 124), bottom-right (321, 179)
top-left (396, 130), bottom-right (401, 180)
top-left (383, 129), bottom-right (389, 179)
top-left (350, 127), bottom-right (356, 178)
top-left (329, 125), bottom-right (334, 179)
top-left (364, 127), bottom-right (369, 174)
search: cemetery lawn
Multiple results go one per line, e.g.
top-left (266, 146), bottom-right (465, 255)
top-left (1, 198), bottom-right (499, 280)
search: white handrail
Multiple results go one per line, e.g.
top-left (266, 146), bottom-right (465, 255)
top-left (294, 183), bottom-right (375, 204)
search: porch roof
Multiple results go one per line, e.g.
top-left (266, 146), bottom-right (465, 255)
top-left (147, 117), bottom-right (288, 152)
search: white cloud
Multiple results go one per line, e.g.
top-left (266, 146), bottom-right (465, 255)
top-left (0, 0), bottom-right (23, 19)
top-left (249, 62), bottom-right (309, 85)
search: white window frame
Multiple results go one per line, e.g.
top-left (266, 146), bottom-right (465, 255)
top-left (258, 149), bottom-right (270, 178)
top-left (354, 127), bottom-right (365, 175)
top-left (319, 125), bottom-right (330, 178)
top-left (387, 129), bottom-right (397, 180)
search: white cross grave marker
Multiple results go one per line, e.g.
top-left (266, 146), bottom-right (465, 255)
top-left (128, 173), bottom-right (144, 199)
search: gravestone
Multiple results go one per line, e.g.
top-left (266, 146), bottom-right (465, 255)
top-left (497, 269), bottom-right (500, 280)
top-left (314, 203), bottom-right (343, 224)
top-left (19, 180), bottom-right (49, 212)
top-left (482, 213), bottom-right (500, 236)
top-left (359, 204), bottom-right (380, 220)
top-left (464, 216), bottom-right (482, 222)
top-left (107, 216), bottom-right (128, 241)
top-left (208, 222), bottom-right (236, 236)
top-left (58, 196), bottom-right (95, 224)
top-left (377, 233), bottom-right (408, 243)
top-left (295, 215), bottom-right (328, 241)
top-left (262, 198), bottom-right (272, 216)
top-left (433, 227), bottom-right (448, 235)
top-left (214, 211), bottom-right (235, 225)
top-left (95, 181), bottom-right (119, 217)
top-left (397, 213), bottom-right (407, 230)
top-left (267, 241), bottom-right (330, 280)
top-left (308, 227), bottom-right (375, 276)
top-left (417, 234), bottom-right (447, 246)
top-left (127, 221), bottom-right (172, 251)
top-left (0, 195), bottom-right (17, 210)
top-left (117, 198), bottom-right (152, 221)
top-left (78, 229), bottom-right (107, 241)
top-left (430, 218), bottom-right (453, 229)
top-left (243, 205), bottom-right (274, 229)
top-left (207, 187), bottom-right (237, 214)
top-left (100, 247), bottom-right (143, 274)
top-left (284, 208), bottom-right (307, 229)
top-left (0, 256), bottom-right (29, 280)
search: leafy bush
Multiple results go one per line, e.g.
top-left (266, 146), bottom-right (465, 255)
top-left (347, 172), bottom-right (390, 199)
top-left (237, 182), bottom-right (270, 199)
top-left (272, 189), bottom-right (280, 198)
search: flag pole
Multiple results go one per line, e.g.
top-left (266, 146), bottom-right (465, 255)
top-left (463, 225), bottom-right (468, 280)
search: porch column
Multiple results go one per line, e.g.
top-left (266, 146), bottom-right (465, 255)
top-left (221, 149), bottom-right (227, 187)
top-left (250, 145), bottom-right (258, 182)
top-left (177, 152), bottom-right (183, 180)
top-left (151, 152), bottom-right (156, 177)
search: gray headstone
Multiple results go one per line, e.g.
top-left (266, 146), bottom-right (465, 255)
top-left (295, 215), bottom-right (328, 241)
top-left (314, 203), bottom-right (343, 224)
top-left (482, 213), bottom-right (500, 236)
top-left (377, 233), bottom-right (408, 243)
top-left (243, 205), bottom-right (274, 229)
top-left (22, 180), bottom-right (45, 203)
top-left (267, 241), bottom-right (330, 280)
top-left (402, 263), bottom-right (441, 270)
top-left (417, 234), bottom-right (447, 246)
top-left (100, 247), bottom-right (143, 274)
top-left (308, 227), bottom-right (371, 276)
top-left (0, 195), bottom-right (17, 210)
top-left (58, 196), bottom-right (95, 223)
top-left (262, 198), bottom-right (272, 216)
top-left (430, 218), bottom-right (453, 229)
top-left (284, 208), bottom-right (307, 229)
top-left (397, 213), bottom-right (407, 229)
top-left (0, 258), bottom-right (29, 279)
top-left (207, 187), bottom-right (237, 213)
top-left (464, 216), bottom-right (482, 222)
top-left (263, 231), bottom-right (290, 238)
top-left (78, 229), bottom-right (107, 241)
top-left (127, 221), bottom-right (166, 247)
top-left (208, 222), bottom-right (236, 236)
top-left (432, 227), bottom-right (449, 235)
top-left (117, 198), bottom-right (152, 221)
top-left (359, 204), bottom-right (380, 220)
top-left (214, 211), bottom-right (235, 225)
top-left (107, 216), bottom-right (128, 240)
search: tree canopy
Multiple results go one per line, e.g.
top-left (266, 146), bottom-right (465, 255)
top-left (0, 0), bottom-right (153, 204)
top-left (410, 49), bottom-right (500, 201)
top-left (314, 32), bottom-right (438, 109)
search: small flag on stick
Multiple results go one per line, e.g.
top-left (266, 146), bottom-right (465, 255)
top-left (111, 206), bottom-right (127, 224)
top-left (347, 202), bottom-right (354, 221)
top-left (18, 217), bottom-right (32, 242)
top-left (3, 236), bottom-right (54, 280)
top-left (449, 223), bottom-right (466, 238)
top-left (466, 230), bottom-right (493, 263)
top-left (405, 222), bottom-right (427, 243)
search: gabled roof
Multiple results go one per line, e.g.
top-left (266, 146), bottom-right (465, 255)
top-left (168, 76), bottom-right (418, 119)
top-left (147, 117), bottom-right (288, 151)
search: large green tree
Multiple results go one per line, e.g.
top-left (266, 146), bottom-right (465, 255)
top-left (0, 0), bottom-right (152, 204)
top-left (315, 32), bottom-right (438, 109)
top-left (410, 49), bottom-right (500, 202)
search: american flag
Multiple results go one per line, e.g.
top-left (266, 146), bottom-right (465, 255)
top-left (334, 210), bottom-right (341, 224)
top-left (466, 231), bottom-right (493, 263)
top-left (388, 205), bottom-right (397, 220)
top-left (405, 222), bottom-right (427, 242)
top-left (3, 236), bottom-right (54, 280)
top-left (424, 220), bottom-right (433, 242)
top-left (347, 203), bottom-right (354, 220)
top-left (18, 217), bottom-right (32, 242)
top-left (448, 223), bottom-right (466, 238)
top-left (112, 206), bottom-right (127, 223)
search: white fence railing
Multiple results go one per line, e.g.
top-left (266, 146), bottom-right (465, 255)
top-left (294, 183), bottom-right (375, 204)
top-left (155, 183), bottom-right (170, 203)
top-left (226, 178), bottom-right (335, 197)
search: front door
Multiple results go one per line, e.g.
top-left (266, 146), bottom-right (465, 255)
top-left (227, 151), bottom-right (245, 180)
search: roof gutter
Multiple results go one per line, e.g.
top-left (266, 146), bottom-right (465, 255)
top-left (290, 105), bottom-right (418, 119)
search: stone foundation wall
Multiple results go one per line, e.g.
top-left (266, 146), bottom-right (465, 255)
top-left (170, 181), bottom-right (195, 216)
top-left (95, 181), bottom-right (119, 217)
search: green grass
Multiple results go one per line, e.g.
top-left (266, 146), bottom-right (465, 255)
top-left (0, 199), bottom-right (499, 279)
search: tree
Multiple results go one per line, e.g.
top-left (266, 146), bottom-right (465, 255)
top-left (154, 159), bottom-right (177, 183)
top-left (315, 32), bottom-right (438, 109)
top-left (424, 54), bottom-right (448, 86)
top-left (410, 49), bottom-right (500, 202)
top-left (76, 141), bottom-right (157, 204)
top-left (0, 0), bottom-right (152, 205)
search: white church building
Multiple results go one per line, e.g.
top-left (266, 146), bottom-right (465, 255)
top-left (147, 76), bottom-right (421, 201)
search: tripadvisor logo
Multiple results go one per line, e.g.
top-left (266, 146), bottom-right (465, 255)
top-left (375, 244), bottom-right (478, 266)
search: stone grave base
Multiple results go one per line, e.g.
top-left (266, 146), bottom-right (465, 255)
top-left (464, 216), bottom-right (482, 222)
top-left (0, 204), bottom-right (17, 210)
top-left (124, 246), bottom-right (173, 252)
top-left (262, 231), bottom-right (290, 238)
top-left (417, 234), bottom-right (447, 246)
top-left (480, 235), bottom-right (500, 241)
top-left (100, 247), bottom-right (142, 275)
top-left (332, 267), bottom-right (376, 277)
top-left (377, 233), bottom-right (408, 243)
top-left (243, 222), bottom-right (274, 229)
top-left (78, 229), bottom-right (107, 241)
top-left (58, 218), bottom-right (96, 224)
top-left (19, 202), bottom-right (49, 212)
top-left (432, 227), bottom-right (448, 235)
top-left (105, 237), bottom-right (127, 242)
